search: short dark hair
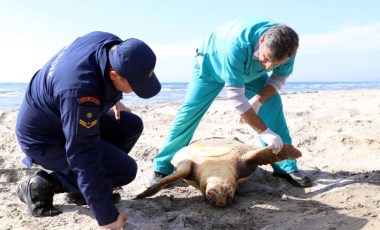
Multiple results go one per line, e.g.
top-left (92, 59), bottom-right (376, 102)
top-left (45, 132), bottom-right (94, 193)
top-left (263, 24), bottom-right (299, 61)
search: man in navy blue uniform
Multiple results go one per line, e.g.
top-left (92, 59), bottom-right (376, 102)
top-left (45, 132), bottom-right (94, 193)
top-left (16, 31), bottom-right (161, 229)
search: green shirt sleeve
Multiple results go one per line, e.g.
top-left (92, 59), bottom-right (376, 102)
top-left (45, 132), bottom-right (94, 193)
top-left (273, 54), bottom-right (296, 77)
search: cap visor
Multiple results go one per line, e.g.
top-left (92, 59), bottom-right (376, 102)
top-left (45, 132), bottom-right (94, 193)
top-left (130, 72), bottom-right (161, 99)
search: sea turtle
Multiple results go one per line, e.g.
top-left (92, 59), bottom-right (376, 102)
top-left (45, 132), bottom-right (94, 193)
top-left (135, 137), bottom-right (302, 207)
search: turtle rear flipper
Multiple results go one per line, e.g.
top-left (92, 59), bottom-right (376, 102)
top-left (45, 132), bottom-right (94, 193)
top-left (134, 160), bottom-right (192, 199)
top-left (240, 144), bottom-right (302, 165)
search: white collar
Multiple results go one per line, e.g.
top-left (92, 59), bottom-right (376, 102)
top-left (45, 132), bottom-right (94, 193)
top-left (252, 41), bottom-right (260, 60)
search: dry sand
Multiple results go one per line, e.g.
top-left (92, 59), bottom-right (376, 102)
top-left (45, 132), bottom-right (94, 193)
top-left (0, 89), bottom-right (379, 229)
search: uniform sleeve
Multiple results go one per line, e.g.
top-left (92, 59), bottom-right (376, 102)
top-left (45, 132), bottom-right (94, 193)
top-left (272, 54), bottom-right (296, 77)
top-left (58, 89), bottom-right (118, 226)
top-left (225, 85), bottom-right (251, 115)
top-left (221, 42), bottom-right (248, 87)
top-left (265, 74), bottom-right (288, 91)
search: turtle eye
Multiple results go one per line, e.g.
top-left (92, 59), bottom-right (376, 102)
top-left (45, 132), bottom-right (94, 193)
top-left (206, 190), bottom-right (216, 204)
top-left (208, 196), bottom-right (216, 205)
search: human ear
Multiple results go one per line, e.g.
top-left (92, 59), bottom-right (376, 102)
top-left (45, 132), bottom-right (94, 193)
top-left (109, 70), bottom-right (118, 80)
top-left (259, 36), bottom-right (265, 44)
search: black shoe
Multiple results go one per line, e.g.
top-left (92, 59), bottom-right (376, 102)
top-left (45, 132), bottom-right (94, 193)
top-left (64, 192), bottom-right (121, 206)
top-left (273, 171), bottom-right (312, 187)
top-left (17, 170), bottom-right (62, 217)
top-left (150, 172), bottom-right (168, 186)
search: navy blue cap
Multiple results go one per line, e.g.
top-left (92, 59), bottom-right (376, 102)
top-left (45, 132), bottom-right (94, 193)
top-left (109, 38), bottom-right (161, 99)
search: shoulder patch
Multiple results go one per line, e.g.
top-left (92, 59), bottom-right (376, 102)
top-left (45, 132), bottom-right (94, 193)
top-left (79, 115), bottom-right (97, 129)
top-left (79, 96), bottom-right (100, 106)
top-left (76, 107), bottom-right (99, 135)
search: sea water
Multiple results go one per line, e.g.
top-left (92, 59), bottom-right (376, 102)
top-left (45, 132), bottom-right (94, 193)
top-left (0, 81), bottom-right (379, 113)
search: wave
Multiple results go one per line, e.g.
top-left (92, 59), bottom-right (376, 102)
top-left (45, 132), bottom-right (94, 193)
top-left (0, 82), bottom-right (379, 112)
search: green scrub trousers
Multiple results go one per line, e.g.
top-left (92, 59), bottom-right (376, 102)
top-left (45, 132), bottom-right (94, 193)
top-left (153, 71), bottom-right (298, 175)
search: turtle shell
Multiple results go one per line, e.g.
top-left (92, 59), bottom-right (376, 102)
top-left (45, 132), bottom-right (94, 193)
top-left (171, 137), bottom-right (253, 167)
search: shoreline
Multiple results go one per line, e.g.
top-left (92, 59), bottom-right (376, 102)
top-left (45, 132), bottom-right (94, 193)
top-left (0, 87), bottom-right (379, 114)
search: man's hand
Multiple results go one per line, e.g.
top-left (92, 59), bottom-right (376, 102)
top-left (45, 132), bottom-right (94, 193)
top-left (99, 211), bottom-right (128, 229)
top-left (259, 128), bottom-right (283, 154)
top-left (112, 101), bottom-right (132, 120)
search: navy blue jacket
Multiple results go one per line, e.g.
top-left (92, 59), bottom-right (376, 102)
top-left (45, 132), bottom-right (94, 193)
top-left (19, 32), bottom-right (123, 225)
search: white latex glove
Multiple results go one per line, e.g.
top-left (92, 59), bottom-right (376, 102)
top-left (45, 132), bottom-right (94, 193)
top-left (259, 128), bottom-right (283, 154)
top-left (249, 97), bottom-right (262, 114)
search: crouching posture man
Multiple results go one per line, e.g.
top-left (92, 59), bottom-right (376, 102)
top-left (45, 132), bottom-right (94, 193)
top-left (16, 31), bottom-right (160, 229)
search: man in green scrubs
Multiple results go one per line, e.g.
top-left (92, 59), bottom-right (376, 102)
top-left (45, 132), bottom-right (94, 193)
top-left (152, 18), bottom-right (311, 187)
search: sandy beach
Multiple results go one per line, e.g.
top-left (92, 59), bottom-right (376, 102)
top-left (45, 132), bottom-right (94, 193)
top-left (0, 89), bottom-right (379, 230)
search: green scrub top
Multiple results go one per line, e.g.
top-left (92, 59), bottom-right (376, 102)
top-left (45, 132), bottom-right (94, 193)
top-left (197, 18), bottom-right (296, 87)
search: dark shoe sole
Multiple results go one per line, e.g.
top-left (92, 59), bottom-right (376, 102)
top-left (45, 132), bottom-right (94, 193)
top-left (273, 172), bottom-right (312, 188)
top-left (17, 178), bottom-right (29, 204)
top-left (17, 170), bottom-right (62, 217)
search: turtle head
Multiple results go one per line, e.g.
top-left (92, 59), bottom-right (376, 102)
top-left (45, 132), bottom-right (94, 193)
top-left (204, 178), bottom-right (236, 207)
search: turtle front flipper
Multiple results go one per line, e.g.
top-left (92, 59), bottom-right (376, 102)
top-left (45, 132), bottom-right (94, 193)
top-left (240, 144), bottom-right (302, 165)
top-left (134, 160), bottom-right (192, 199)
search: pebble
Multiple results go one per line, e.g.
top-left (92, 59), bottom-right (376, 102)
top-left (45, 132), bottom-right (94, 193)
top-left (0, 173), bottom-right (11, 184)
top-left (281, 194), bottom-right (288, 201)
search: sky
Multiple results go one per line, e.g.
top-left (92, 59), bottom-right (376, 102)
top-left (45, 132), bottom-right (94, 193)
top-left (1, 0), bottom-right (380, 83)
